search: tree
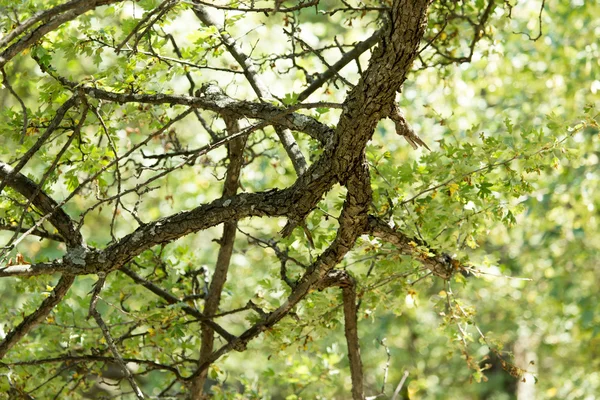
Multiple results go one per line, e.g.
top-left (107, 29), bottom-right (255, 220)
top-left (0, 0), bottom-right (598, 399)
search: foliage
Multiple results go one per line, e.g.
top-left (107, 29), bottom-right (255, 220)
top-left (0, 0), bottom-right (598, 399)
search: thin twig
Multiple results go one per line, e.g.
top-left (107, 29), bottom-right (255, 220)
top-left (1, 68), bottom-right (28, 143)
top-left (193, 3), bottom-right (308, 175)
top-left (391, 370), bottom-right (409, 400)
top-left (88, 273), bottom-right (146, 399)
top-left (0, 274), bottom-right (75, 358)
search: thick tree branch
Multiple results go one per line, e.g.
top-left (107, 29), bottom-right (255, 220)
top-left (0, 261), bottom-right (51, 276)
top-left (53, 79), bottom-right (332, 144)
top-left (188, 157), bottom-right (373, 382)
top-left (191, 117), bottom-right (246, 398)
top-left (314, 269), bottom-right (364, 399)
top-left (0, 3), bottom-right (434, 394)
top-left (279, 0), bottom-right (432, 232)
top-left (185, 0), bottom-right (432, 383)
top-left (0, 189), bottom-right (290, 278)
top-left (343, 281), bottom-right (363, 400)
top-left (1, 0), bottom-right (433, 286)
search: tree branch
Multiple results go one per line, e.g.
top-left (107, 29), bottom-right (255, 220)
top-left (0, 0), bottom-right (126, 68)
top-left (188, 157), bottom-right (373, 382)
top-left (365, 215), bottom-right (459, 279)
top-left (0, 3), bottom-right (435, 393)
top-left (343, 281), bottom-right (363, 400)
top-left (0, 223), bottom-right (65, 242)
top-left (0, 103), bottom-right (87, 359)
top-left (191, 116), bottom-right (246, 398)
top-left (53, 78), bottom-right (332, 144)
top-left (3, 102), bottom-right (89, 256)
top-left (0, 96), bottom-right (76, 189)
top-left (0, 99), bottom-right (83, 248)
top-left (88, 273), bottom-right (146, 399)
top-left (119, 267), bottom-right (236, 343)
top-left (1, 68), bottom-right (28, 142)
top-left (0, 274), bottom-right (75, 359)
top-left (192, 3), bottom-right (308, 175)
top-left (297, 28), bottom-right (384, 102)
top-left (1, 354), bottom-right (183, 379)
top-left (314, 269), bottom-right (364, 399)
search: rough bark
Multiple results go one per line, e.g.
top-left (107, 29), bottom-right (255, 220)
top-left (190, 117), bottom-right (246, 399)
top-left (0, 1), bottom-right (440, 398)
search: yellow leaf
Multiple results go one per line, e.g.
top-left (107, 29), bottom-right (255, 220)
top-left (448, 183), bottom-right (460, 196)
top-left (466, 235), bottom-right (478, 249)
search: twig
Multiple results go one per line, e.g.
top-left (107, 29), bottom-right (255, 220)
top-left (1, 68), bottom-right (28, 143)
top-left (0, 0), bottom-right (119, 49)
top-left (391, 370), bottom-right (409, 400)
top-left (3, 103), bottom-right (88, 252)
top-left (513, 0), bottom-right (546, 41)
top-left (0, 274), bottom-right (75, 359)
top-left (114, 0), bottom-right (178, 54)
top-left (388, 103), bottom-right (430, 150)
top-left (119, 267), bottom-right (236, 342)
top-left (285, 29), bottom-right (354, 89)
top-left (88, 273), bottom-right (146, 399)
top-left (297, 28), bottom-right (384, 102)
top-left (185, 0), bottom-right (318, 13)
top-left (0, 96), bottom-right (78, 196)
top-left (0, 223), bottom-right (64, 242)
top-left (192, 3), bottom-right (308, 175)
top-left (379, 338), bottom-right (391, 395)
